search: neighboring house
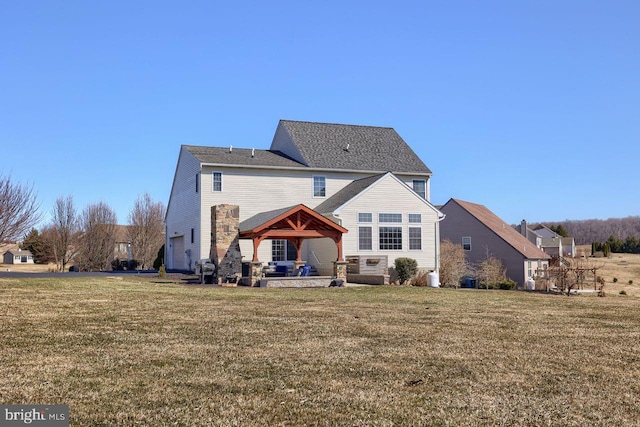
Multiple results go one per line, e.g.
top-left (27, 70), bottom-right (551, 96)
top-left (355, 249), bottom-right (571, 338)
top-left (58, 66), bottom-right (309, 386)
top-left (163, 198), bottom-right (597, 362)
top-left (3, 249), bottom-right (34, 264)
top-left (165, 119), bottom-right (444, 276)
top-left (515, 220), bottom-right (576, 258)
top-left (439, 199), bottom-right (550, 286)
top-left (112, 225), bottom-right (132, 268)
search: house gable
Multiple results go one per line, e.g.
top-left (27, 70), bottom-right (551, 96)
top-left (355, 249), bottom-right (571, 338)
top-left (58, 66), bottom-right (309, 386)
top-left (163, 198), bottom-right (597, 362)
top-left (445, 199), bottom-right (549, 260)
top-left (315, 172), bottom-right (442, 217)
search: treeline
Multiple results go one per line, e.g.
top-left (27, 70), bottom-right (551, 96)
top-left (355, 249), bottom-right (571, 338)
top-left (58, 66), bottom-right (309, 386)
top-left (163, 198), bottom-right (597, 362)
top-left (592, 237), bottom-right (640, 255)
top-left (542, 216), bottom-right (640, 252)
top-left (21, 193), bottom-right (165, 271)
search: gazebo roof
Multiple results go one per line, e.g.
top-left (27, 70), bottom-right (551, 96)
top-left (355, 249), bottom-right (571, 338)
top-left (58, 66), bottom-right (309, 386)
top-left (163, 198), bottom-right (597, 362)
top-left (239, 204), bottom-right (347, 262)
top-left (239, 204), bottom-right (347, 239)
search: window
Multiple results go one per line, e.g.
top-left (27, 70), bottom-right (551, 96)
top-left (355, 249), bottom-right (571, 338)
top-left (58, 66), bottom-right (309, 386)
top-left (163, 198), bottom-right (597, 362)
top-left (413, 180), bottom-right (426, 199)
top-left (408, 213), bottom-right (421, 223)
top-left (313, 176), bottom-right (326, 197)
top-left (212, 172), bottom-right (222, 192)
top-left (191, 228), bottom-right (194, 244)
top-left (272, 240), bottom-right (285, 261)
top-left (271, 240), bottom-right (297, 261)
top-left (379, 213), bottom-right (402, 223)
top-left (359, 226), bottom-right (372, 250)
top-left (358, 212), bottom-right (372, 223)
top-left (462, 236), bottom-right (471, 251)
top-left (195, 173), bottom-right (199, 193)
top-left (409, 227), bottom-right (422, 250)
top-left (379, 226), bottom-right (402, 250)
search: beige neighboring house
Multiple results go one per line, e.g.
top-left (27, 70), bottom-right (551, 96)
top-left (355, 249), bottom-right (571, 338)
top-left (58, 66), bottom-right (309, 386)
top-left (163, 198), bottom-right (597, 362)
top-left (515, 220), bottom-right (576, 258)
top-left (165, 119), bottom-right (444, 275)
top-left (439, 199), bottom-right (550, 287)
top-left (3, 248), bottom-right (35, 264)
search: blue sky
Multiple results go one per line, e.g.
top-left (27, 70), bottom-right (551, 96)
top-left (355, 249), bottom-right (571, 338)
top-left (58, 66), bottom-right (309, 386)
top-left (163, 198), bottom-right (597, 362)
top-left (2, 1), bottom-right (638, 228)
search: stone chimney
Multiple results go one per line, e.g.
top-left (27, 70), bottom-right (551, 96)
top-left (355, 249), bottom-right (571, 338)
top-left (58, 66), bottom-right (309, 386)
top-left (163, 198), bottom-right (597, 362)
top-left (210, 204), bottom-right (242, 283)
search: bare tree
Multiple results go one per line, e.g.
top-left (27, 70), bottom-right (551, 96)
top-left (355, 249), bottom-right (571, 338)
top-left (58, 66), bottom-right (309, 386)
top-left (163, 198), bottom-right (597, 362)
top-left (50, 195), bottom-right (79, 271)
top-left (439, 239), bottom-right (468, 287)
top-left (0, 175), bottom-right (42, 243)
top-left (127, 193), bottom-right (165, 270)
top-left (77, 201), bottom-right (118, 271)
top-left (476, 257), bottom-right (507, 289)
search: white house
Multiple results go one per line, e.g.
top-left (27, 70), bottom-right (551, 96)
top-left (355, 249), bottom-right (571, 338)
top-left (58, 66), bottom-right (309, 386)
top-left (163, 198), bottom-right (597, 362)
top-left (165, 120), bottom-right (444, 277)
top-left (3, 249), bottom-right (34, 264)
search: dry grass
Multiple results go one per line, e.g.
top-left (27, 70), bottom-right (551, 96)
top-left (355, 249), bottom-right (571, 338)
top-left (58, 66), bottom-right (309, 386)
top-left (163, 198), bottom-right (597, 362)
top-left (0, 262), bottom-right (52, 273)
top-left (591, 253), bottom-right (640, 296)
top-left (1, 276), bottom-right (640, 426)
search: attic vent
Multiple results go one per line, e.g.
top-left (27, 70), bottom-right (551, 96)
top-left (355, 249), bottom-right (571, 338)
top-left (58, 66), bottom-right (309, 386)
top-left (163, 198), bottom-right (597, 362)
top-left (345, 143), bottom-right (350, 152)
top-left (251, 148), bottom-right (255, 157)
top-left (229, 145), bottom-right (233, 153)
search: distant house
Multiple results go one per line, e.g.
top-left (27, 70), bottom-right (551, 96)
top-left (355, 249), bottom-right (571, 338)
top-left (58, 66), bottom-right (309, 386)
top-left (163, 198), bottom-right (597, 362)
top-left (3, 249), bottom-right (34, 264)
top-left (439, 199), bottom-right (550, 286)
top-left (165, 119), bottom-right (444, 278)
top-left (515, 220), bottom-right (576, 258)
top-left (112, 225), bottom-right (132, 269)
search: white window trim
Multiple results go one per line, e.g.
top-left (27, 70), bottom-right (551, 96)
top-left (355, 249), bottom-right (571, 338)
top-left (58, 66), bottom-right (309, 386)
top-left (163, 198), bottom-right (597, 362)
top-left (412, 179), bottom-right (427, 199)
top-left (408, 213), bottom-right (422, 224)
top-left (212, 171), bottom-right (223, 192)
top-left (408, 226), bottom-right (422, 251)
top-left (378, 212), bottom-right (403, 223)
top-left (312, 175), bottom-right (326, 198)
top-left (358, 226), bottom-right (373, 251)
top-left (358, 212), bottom-right (373, 224)
top-left (462, 236), bottom-right (472, 251)
top-left (379, 226), bottom-right (403, 251)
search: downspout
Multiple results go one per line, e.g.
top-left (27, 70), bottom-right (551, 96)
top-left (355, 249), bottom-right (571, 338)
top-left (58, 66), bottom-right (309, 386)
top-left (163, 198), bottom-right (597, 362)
top-left (434, 213), bottom-right (446, 274)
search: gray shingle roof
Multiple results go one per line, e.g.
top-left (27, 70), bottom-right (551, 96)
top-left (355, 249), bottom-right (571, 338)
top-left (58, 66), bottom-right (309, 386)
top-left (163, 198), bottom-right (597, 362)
top-left (313, 174), bottom-right (385, 214)
top-left (183, 146), bottom-right (304, 168)
top-left (278, 120), bottom-right (431, 173)
top-left (239, 205), bottom-right (299, 232)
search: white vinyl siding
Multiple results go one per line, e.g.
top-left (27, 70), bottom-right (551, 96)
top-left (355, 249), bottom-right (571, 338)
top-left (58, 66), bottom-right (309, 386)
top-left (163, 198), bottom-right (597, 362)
top-left (336, 174), bottom-right (440, 269)
top-left (165, 148), bottom-right (202, 269)
top-left (169, 151), bottom-right (438, 269)
top-left (198, 168), bottom-right (371, 263)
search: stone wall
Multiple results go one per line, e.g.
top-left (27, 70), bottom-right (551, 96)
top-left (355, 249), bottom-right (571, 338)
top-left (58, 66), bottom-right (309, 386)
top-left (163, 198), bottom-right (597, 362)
top-left (257, 276), bottom-right (336, 288)
top-left (210, 205), bottom-right (242, 282)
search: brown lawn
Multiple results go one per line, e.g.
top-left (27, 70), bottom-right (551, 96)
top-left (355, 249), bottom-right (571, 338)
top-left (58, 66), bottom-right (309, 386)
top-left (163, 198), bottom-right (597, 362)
top-left (1, 275), bottom-right (639, 426)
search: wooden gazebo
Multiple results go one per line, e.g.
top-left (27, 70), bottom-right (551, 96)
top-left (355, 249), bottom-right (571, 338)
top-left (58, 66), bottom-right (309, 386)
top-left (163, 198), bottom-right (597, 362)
top-left (239, 204), bottom-right (348, 263)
